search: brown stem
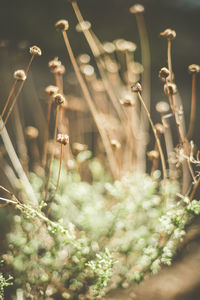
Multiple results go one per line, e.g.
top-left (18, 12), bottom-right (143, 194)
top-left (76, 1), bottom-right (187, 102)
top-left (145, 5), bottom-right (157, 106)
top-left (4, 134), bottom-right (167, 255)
top-left (0, 80), bottom-right (17, 119)
top-left (137, 92), bottom-right (167, 181)
top-left (187, 73), bottom-right (196, 139)
top-left (42, 96), bottom-right (53, 168)
top-left (61, 30), bottom-right (117, 178)
top-left (167, 40), bottom-right (173, 83)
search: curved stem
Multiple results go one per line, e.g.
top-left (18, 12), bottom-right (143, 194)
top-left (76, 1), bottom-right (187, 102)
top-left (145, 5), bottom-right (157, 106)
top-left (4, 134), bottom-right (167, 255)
top-left (0, 80), bottom-right (17, 119)
top-left (187, 73), bottom-right (196, 139)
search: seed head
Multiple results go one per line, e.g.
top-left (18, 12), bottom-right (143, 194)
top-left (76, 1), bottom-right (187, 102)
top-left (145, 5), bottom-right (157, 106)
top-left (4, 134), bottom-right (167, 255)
top-left (45, 85), bottom-right (59, 96)
top-left (54, 93), bottom-right (65, 105)
top-left (120, 96), bottom-right (135, 107)
top-left (129, 4), bottom-right (145, 14)
top-left (159, 67), bottom-right (170, 79)
top-left (111, 139), bottom-right (121, 150)
top-left (55, 19), bottom-right (69, 31)
top-left (80, 64), bottom-right (95, 77)
top-left (102, 42), bottom-right (116, 54)
top-left (13, 69), bottom-right (26, 81)
top-left (73, 143), bottom-right (88, 154)
top-left (54, 65), bottom-right (66, 75)
top-left (155, 123), bottom-right (165, 134)
top-left (188, 64), bottom-right (200, 74)
top-left (48, 57), bottom-right (62, 71)
top-left (29, 45), bottom-right (42, 56)
top-left (147, 150), bottom-right (159, 160)
top-left (155, 101), bottom-right (170, 114)
top-left (57, 133), bottom-right (69, 145)
top-left (160, 29), bottom-right (176, 40)
top-left (131, 82), bottom-right (142, 93)
top-left (77, 53), bottom-right (91, 65)
top-left (76, 21), bottom-right (91, 32)
top-left (164, 82), bottom-right (177, 95)
top-left (25, 126), bottom-right (39, 139)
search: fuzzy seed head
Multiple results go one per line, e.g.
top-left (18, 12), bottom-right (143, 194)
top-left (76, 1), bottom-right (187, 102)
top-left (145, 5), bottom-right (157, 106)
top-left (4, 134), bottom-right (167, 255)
top-left (73, 143), bottom-right (88, 154)
top-left (164, 82), bottom-right (177, 95)
top-left (45, 85), bottom-right (59, 96)
top-left (155, 123), bottom-right (165, 134)
top-left (156, 101), bottom-right (170, 114)
top-left (103, 42), bottom-right (116, 54)
top-left (48, 57), bottom-right (62, 71)
top-left (25, 126), bottom-right (39, 139)
top-left (76, 21), bottom-right (91, 32)
top-left (77, 53), bottom-right (91, 65)
top-left (54, 65), bottom-right (66, 75)
top-left (57, 133), bottom-right (69, 145)
top-left (188, 64), bottom-right (200, 74)
top-left (131, 82), bottom-right (142, 93)
top-left (129, 4), bottom-right (145, 14)
top-left (159, 67), bottom-right (170, 79)
top-left (54, 93), bottom-right (65, 105)
top-left (29, 45), bottom-right (42, 56)
top-left (55, 19), bottom-right (69, 31)
top-left (111, 139), bottom-right (121, 150)
top-left (147, 150), bottom-right (159, 160)
top-left (13, 69), bottom-right (26, 81)
top-left (160, 29), bottom-right (176, 40)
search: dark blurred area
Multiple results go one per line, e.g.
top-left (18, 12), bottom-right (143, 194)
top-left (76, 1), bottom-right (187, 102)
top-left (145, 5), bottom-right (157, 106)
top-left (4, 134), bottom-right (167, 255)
top-left (1, 1), bottom-right (200, 299)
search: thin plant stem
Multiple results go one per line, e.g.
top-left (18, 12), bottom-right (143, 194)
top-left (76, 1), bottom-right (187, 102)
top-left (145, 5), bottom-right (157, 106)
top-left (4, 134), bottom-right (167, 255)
top-left (61, 30), bottom-right (117, 178)
top-left (0, 80), bottom-right (17, 119)
top-left (45, 105), bottom-right (60, 200)
top-left (0, 55), bottom-right (35, 133)
top-left (167, 40), bottom-right (173, 83)
top-left (42, 96), bottom-right (53, 168)
top-left (187, 73), bottom-right (196, 139)
top-left (137, 92), bottom-right (167, 181)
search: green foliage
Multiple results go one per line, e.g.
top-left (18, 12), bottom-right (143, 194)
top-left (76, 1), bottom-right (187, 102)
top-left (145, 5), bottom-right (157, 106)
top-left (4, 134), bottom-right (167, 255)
top-left (3, 159), bottom-right (200, 299)
top-left (0, 260), bottom-right (12, 300)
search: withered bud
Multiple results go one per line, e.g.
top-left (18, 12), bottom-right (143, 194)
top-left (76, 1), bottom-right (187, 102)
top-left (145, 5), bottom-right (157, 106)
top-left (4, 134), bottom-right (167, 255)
top-left (54, 93), bottom-right (65, 105)
top-left (160, 29), bottom-right (176, 40)
top-left (164, 82), bottom-right (177, 95)
top-left (155, 123), bottom-right (165, 134)
top-left (54, 65), bottom-right (66, 75)
top-left (73, 142), bottom-right (88, 154)
top-left (76, 21), bottom-right (91, 32)
top-left (111, 139), bottom-right (121, 150)
top-left (48, 57), bottom-right (61, 70)
top-left (14, 69), bottom-right (26, 81)
top-left (131, 82), bottom-right (142, 93)
top-left (188, 64), bottom-right (200, 74)
top-left (45, 85), bottom-right (59, 96)
top-left (129, 4), bottom-right (145, 14)
top-left (25, 126), bottom-right (39, 139)
top-left (147, 150), bottom-right (159, 160)
top-left (57, 133), bottom-right (69, 145)
top-left (159, 67), bottom-right (170, 79)
top-left (120, 96), bottom-right (135, 107)
top-left (55, 19), bottom-right (69, 31)
top-left (77, 53), bottom-right (91, 65)
top-left (156, 101), bottom-right (170, 114)
top-left (29, 45), bottom-right (42, 56)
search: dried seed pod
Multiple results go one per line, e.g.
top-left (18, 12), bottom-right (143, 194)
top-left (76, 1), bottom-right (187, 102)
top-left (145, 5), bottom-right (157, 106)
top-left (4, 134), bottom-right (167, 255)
top-left (111, 139), bottom-right (121, 150)
top-left (13, 69), bottom-right (26, 81)
top-left (29, 45), bottom-right (42, 56)
top-left (188, 64), bottom-right (200, 74)
top-left (159, 67), bottom-right (170, 79)
top-left (102, 42), bottom-right (116, 54)
top-left (73, 142), bottom-right (88, 154)
top-left (129, 4), bottom-right (145, 14)
top-left (155, 101), bottom-right (170, 114)
top-left (77, 53), bottom-right (91, 65)
top-left (155, 123), bottom-right (165, 134)
top-left (160, 29), bottom-right (176, 40)
top-left (80, 64), bottom-right (95, 77)
top-left (54, 65), bottom-right (66, 75)
top-left (48, 57), bottom-right (62, 71)
top-left (57, 133), bottom-right (69, 145)
top-left (54, 93), bottom-right (65, 105)
top-left (45, 85), bottom-right (59, 96)
top-left (164, 82), bottom-right (177, 95)
top-left (76, 21), bottom-right (91, 32)
top-left (120, 96), bottom-right (135, 107)
top-left (55, 19), bottom-right (69, 31)
top-left (25, 126), bottom-right (39, 139)
top-left (131, 82), bottom-right (142, 93)
top-left (147, 150), bottom-right (159, 160)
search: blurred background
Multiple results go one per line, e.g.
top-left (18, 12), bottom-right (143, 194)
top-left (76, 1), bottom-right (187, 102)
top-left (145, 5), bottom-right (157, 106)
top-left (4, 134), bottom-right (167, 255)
top-left (0, 0), bottom-right (200, 299)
